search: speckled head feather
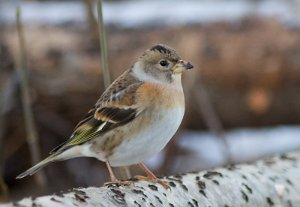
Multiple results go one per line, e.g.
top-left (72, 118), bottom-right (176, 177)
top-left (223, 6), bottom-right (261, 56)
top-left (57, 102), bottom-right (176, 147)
top-left (150, 44), bottom-right (173, 55)
top-left (146, 44), bottom-right (181, 62)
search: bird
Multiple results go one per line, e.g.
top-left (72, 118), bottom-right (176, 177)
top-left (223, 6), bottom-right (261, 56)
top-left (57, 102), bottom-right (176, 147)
top-left (16, 44), bottom-right (193, 187)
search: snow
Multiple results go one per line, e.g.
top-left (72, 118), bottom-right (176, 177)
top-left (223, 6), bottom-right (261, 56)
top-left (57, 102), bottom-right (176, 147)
top-left (146, 125), bottom-right (300, 172)
top-left (0, 0), bottom-right (299, 27)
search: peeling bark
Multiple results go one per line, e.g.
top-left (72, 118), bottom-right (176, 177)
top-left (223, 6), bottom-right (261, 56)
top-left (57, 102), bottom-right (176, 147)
top-left (2, 152), bottom-right (300, 207)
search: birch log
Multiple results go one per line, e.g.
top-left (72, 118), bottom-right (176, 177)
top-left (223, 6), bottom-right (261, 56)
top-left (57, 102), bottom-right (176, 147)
top-left (3, 152), bottom-right (300, 207)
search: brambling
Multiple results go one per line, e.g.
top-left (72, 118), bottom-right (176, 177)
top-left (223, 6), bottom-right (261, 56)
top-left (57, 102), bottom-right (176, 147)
top-left (17, 44), bottom-right (193, 187)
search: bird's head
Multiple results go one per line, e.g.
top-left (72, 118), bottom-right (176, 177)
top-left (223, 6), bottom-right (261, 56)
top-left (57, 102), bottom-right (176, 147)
top-left (133, 44), bottom-right (193, 83)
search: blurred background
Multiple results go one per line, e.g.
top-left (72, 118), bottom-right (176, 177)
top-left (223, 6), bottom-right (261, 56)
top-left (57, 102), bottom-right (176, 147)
top-left (1, 0), bottom-right (300, 202)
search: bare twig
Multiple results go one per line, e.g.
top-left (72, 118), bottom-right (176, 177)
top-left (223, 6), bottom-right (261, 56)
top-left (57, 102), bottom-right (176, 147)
top-left (194, 83), bottom-right (225, 138)
top-left (0, 76), bottom-right (17, 158)
top-left (96, 0), bottom-right (131, 179)
top-left (15, 6), bottom-right (46, 188)
top-left (0, 74), bottom-right (19, 201)
top-left (83, 0), bottom-right (98, 37)
top-left (193, 81), bottom-right (232, 163)
top-left (0, 176), bottom-right (9, 202)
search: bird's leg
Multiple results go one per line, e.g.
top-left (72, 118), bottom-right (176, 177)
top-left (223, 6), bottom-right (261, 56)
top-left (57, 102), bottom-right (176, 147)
top-left (135, 163), bottom-right (169, 189)
top-left (138, 163), bottom-right (157, 178)
top-left (104, 161), bottom-right (131, 187)
top-left (105, 161), bottom-right (118, 182)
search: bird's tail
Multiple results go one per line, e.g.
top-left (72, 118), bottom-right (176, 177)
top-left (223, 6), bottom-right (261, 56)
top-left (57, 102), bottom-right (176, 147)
top-left (16, 153), bottom-right (59, 179)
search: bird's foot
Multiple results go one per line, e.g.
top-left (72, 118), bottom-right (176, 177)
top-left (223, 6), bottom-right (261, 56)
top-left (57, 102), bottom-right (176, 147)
top-left (104, 180), bottom-right (132, 187)
top-left (134, 175), bottom-right (170, 189)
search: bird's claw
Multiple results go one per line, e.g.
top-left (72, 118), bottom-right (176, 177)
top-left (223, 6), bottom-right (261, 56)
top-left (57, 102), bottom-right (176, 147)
top-left (134, 175), bottom-right (170, 189)
top-left (104, 180), bottom-right (132, 187)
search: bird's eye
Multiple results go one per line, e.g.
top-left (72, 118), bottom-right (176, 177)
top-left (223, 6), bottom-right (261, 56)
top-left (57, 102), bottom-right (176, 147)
top-left (159, 60), bottom-right (169, 67)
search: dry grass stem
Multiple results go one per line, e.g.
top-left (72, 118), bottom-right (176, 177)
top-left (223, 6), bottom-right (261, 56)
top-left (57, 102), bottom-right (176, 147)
top-left (96, 0), bottom-right (131, 179)
top-left (16, 6), bottom-right (46, 188)
top-left (97, 0), bottom-right (111, 88)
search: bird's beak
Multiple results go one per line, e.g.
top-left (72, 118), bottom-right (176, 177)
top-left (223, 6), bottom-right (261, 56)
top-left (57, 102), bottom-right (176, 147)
top-left (172, 60), bottom-right (194, 74)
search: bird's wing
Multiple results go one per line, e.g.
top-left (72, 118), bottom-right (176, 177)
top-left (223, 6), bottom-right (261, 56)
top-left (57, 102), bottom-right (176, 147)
top-left (50, 71), bottom-right (143, 154)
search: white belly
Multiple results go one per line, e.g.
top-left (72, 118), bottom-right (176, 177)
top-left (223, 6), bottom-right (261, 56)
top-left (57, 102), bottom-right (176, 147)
top-left (108, 107), bottom-right (184, 166)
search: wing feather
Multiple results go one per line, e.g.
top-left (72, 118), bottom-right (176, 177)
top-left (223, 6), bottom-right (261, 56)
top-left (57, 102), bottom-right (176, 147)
top-left (50, 70), bottom-right (143, 154)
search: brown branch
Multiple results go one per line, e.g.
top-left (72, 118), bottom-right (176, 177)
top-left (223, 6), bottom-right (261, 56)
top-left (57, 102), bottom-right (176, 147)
top-left (192, 82), bottom-right (232, 164)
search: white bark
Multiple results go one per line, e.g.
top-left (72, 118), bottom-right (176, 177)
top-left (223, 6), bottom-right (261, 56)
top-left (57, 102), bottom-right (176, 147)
top-left (3, 152), bottom-right (300, 207)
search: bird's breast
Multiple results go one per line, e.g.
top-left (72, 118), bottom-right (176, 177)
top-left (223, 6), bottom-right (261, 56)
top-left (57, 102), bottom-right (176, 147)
top-left (107, 83), bottom-right (185, 166)
top-left (136, 82), bottom-right (185, 110)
